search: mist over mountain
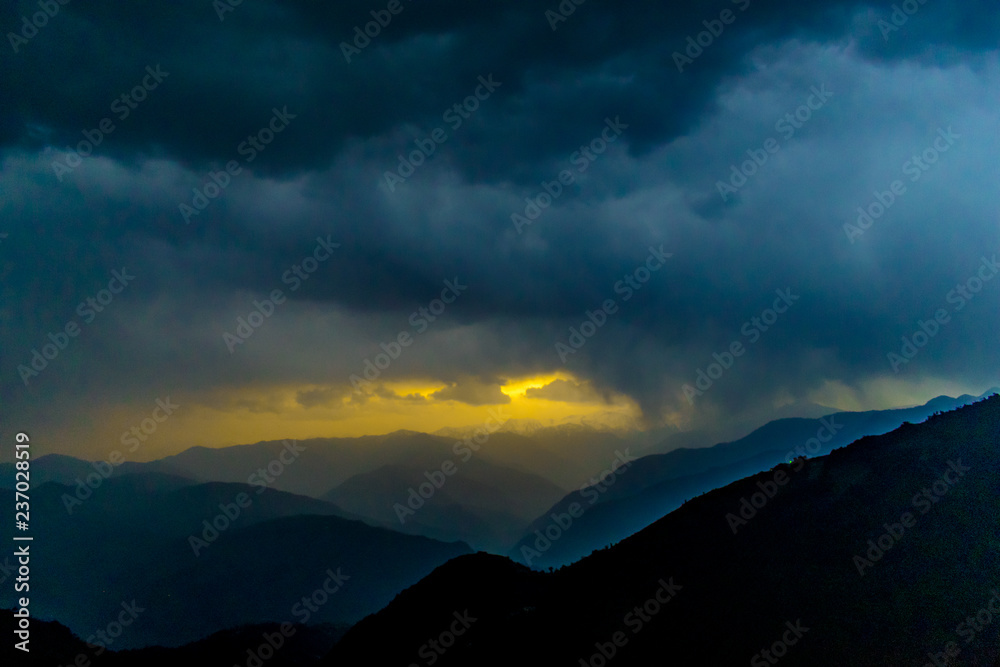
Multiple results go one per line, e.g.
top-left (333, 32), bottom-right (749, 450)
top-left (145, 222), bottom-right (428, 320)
top-left (5, 394), bottom-right (997, 662)
top-left (323, 456), bottom-right (566, 552)
top-left (9, 427), bottom-right (639, 499)
top-left (1, 421), bottom-right (662, 511)
top-left (325, 395), bottom-right (1000, 666)
top-left (0, 474), bottom-right (470, 648)
top-left (5, 0), bottom-right (999, 663)
top-left (510, 389), bottom-right (998, 567)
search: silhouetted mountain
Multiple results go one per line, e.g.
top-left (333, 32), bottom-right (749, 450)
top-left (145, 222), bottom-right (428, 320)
top-left (629, 391), bottom-right (995, 493)
top-left (0, 473), bottom-right (471, 648)
top-left (435, 417), bottom-right (550, 437)
top-left (131, 431), bottom-right (452, 497)
top-left (0, 452), bottom-right (167, 489)
top-left (14, 429), bottom-right (579, 498)
top-left (511, 449), bottom-right (790, 567)
top-left (512, 390), bottom-right (996, 567)
top-left (2, 609), bottom-right (345, 666)
top-left (323, 457), bottom-right (566, 552)
top-left (0, 431), bottom-right (476, 498)
top-left (324, 395), bottom-right (1000, 665)
top-left (0, 403), bottom-right (836, 511)
top-left (469, 426), bottom-right (644, 489)
top-left (4, 426), bottom-right (643, 499)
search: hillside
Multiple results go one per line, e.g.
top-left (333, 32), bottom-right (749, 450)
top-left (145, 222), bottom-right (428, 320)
top-left (325, 395), bottom-right (1000, 665)
top-left (0, 474), bottom-right (471, 648)
top-left (511, 390), bottom-right (996, 567)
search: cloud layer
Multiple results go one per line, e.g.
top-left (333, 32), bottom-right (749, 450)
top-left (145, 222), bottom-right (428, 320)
top-left (2, 0), bottom-right (998, 457)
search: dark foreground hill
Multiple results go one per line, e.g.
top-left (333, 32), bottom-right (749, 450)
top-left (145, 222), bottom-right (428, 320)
top-left (0, 473), bottom-right (471, 648)
top-left (512, 390), bottom-right (996, 567)
top-left (325, 395), bottom-right (1000, 666)
top-left (0, 426), bottom-right (629, 500)
top-left (1, 611), bottom-right (345, 666)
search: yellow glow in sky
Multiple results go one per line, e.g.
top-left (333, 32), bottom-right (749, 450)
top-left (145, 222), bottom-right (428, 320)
top-left (50, 371), bottom-right (987, 463)
top-left (500, 372), bottom-right (576, 397)
top-left (65, 372), bottom-right (640, 461)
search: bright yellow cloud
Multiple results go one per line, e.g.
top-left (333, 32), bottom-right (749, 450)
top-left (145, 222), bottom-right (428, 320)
top-left (70, 372), bottom-right (641, 461)
top-left (500, 372), bottom-right (575, 397)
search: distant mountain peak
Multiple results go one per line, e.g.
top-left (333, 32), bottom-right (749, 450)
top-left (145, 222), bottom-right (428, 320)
top-left (433, 413), bottom-right (645, 439)
top-left (384, 428), bottom-right (427, 437)
top-left (433, 418), bottom-right (548, 438)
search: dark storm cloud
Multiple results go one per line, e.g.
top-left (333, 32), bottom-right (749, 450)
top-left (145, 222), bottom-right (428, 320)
top-left (525, 379), bottom-right (598, 403)
top-left (1, 0), bottom-right (998, 450)
top-left (374, 386), bottom-right (428, 403)
top-left (3, 0), bottom-right (994, 180)
top-left (296, 386), bottom-right (343, 409)
top-left (429, 378), bottom-right (511, 406)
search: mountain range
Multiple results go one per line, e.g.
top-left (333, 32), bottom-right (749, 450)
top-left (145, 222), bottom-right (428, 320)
top-left (0, 472), bottom-right (470, 648)
top-left (509, 388), bottom-right (999, 567)
top-left (4, 389), bottom-right (997, 663)
top-left (325, 393), bottom-right (1000, 665)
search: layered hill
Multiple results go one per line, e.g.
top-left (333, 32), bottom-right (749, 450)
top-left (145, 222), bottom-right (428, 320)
top-left (323, 457), bottom-right (565, 552)
top-left (511, 390), bottom-right (997, 567)
top-left (1, 610), bottom-right (345, 666)
top-left (0, 473), bottom-right (471, 648)
top-left (325, 395), bottom-right (1000, 665)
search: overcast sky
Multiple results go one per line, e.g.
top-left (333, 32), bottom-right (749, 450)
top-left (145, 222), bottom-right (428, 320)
top-left (2, 0), bottom-right (998, 460)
